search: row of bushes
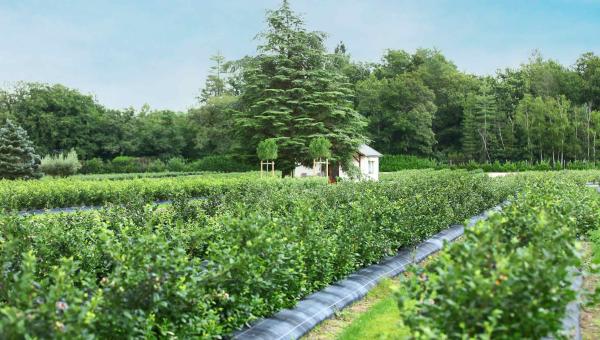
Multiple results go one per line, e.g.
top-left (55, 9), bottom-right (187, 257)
top-left (40, 149), bottom-right (82, 177)
top-left (0, 172), bottom-right (302, 211)
top-left (0, 170), bottom-right (518, 338)
top-left (71, 171), bottom-right (209, 181)
top-left (398, 175), bottom-right (600, 338)
top-left (80, 155), bottom-right (255, 174)
top-left (5, 167), bottom-right (600, 212)
top-left (381, 154), bottom-right (600, 172)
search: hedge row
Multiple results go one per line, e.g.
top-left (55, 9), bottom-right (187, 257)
top-left (380, 154), bottom-right (600, 172)
top-left (398, 174), bottom-right (600, 338)
top-left (0, 170), bottom-right (517, 338)
top-left (0, 172), bottom-right (311, 211)
top-left (72, 171), bottom-right (213, 181)
top-left (381, 169), bottom-right (600, 186)
top-left (80, 155), bottom-right (255, 174)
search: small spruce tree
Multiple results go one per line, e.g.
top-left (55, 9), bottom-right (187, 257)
top-left (0, 119), bottom-right (42, 179)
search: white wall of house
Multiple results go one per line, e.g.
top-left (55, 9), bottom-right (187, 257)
top-left (293, 144), bottom-right (381, 181)
top-left (293, 165), bottom-right (315, 178)
top-left (338, 155), bottom-right (379, 181)
top-left (362, 155), bottom-right (380, 181)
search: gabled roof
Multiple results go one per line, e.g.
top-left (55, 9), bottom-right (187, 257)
top-left (357, 144), bottom-right (382, 157)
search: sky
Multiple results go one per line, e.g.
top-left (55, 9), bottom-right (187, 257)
top-left (1, 0), bottom-right (600, 111)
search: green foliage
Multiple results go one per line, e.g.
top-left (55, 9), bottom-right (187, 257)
top-left (40, 149), bottom-right (82, 177)
top-left (380, 155), bottom-right (440, 171)
top-left (187, 95), bottom-right (238, 157)
top-left (0, 119), bottom-right (42, 180)
top-left (356, 73), bottom-right (436, 155)
top-left (462, 84), bottom-right (497, 162)
top-left (81, 157), bottom-right (107, 174)
top-left (576, 52), bottom-right (600, 110)
top-left (256, 139), bottom-right (278, 161)
top-left (198, 53), bottom-right (235, 103)
top-left (187, 155), bottom-right (254, 172)
top-left (380, 154), bottom-right (600, 172)
top-left (166, 157), bottom-right (186, 172)
top-left (235, 1), bottom-right (366, 174)
top-left (590, 227), bottom-right (600, 265)
top-left (80, 155), bottom-right (254, 175)
top-left (0, 252), bottom-right (102, 338)
top-left (135, 109), bottom-right (188, 159)
top-left (111, 156), bottom-right (145, 173)
top-left (0, 172), bottom-right (270, 211)
top-left (0, 170), bottom-right (516, 337)
top-left (397, 175), bottom-right (600, 338)
top-left (72, 171), bottom-right (207, 181)
top-left (147, 159), bottom-right (166, 172)
top-left (309, 137), bottom-right (332, 159)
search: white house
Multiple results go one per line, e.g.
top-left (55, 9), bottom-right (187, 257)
top-left (293, 144), bottom-right (382, 181)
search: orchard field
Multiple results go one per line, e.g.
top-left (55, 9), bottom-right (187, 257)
top-left (0, 169), bottom-right (599, 338)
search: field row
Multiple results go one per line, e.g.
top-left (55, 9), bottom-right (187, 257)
top-left (0, 170), bottom-right (515, 338)
top-left (3, 168), bottom-right (600, 212)
top-left (0, 172), bottom-right (319, 211)
top-left (396, 178), bottom-right (600, 338)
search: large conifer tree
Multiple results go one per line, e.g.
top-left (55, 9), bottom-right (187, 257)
top-left (235, 0), bottom-right (367, 176)
top-left (0, 119), bottom-right (42, 179)
top-left (462, 85), bottom-right (497, 163)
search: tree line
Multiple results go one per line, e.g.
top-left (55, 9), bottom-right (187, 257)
top-left (1, 0), bottom-right (599, 173)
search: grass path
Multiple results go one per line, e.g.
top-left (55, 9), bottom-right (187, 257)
top-left (581, 242), bottom-right (600, 339)
top-left (306, 236), bottom-right (600, 339)
top-left (303, 252), bottom-right (442, 340)
top-left (302, 279), bottom-right (407, 340)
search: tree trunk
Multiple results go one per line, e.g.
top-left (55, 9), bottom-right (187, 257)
top-left (587, 103), bottom-right (592, 160)
top-left (328, 161), bottom-right (339, 183)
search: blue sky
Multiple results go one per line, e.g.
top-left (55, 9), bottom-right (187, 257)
top-left (1, 0), bottom-right (599, 111)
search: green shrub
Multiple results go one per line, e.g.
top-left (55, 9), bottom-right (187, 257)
top-left (81, 157), bottom-right (107, 174)
top-left (396, 176), bottom-right (599, 338)
top-left (166, 157), bottom-right (186, 172)
top-left (380, 155), bottom-right (439, 171)
top-left (111, 156), bottom-right (145, 173)
top-left (0, 172), bottom-right (274, 211)
top-left (0, 252), bottom-right (102, 338)
top-left (188, 155), bottom-right (254, 172)
top-left (72, 171), bottom-right (206, 181)
top-left (381, 154), bottom-right (600, 172)
top-left (80, 155), bottom-right (256, 175)
top-left (0, 170), bottom-right (518, 337)
top-left (40, 149), bottom-right (82, 177)
top-left (2, 171), bottom-right (599, 338)
top-left (147, 159), bottom-right (166, 172)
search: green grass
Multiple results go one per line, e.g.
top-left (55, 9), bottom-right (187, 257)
top-left (336, 281), bottom-right (409, 340)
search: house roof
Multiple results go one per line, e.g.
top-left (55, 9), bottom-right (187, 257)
top-left (357, 144), bottom-right (382, 157)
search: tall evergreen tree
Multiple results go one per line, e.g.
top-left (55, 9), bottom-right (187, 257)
top-left (0, 119), bottom-right (42, 179)
top-left (235, 0), bottom-right (366, 176)
top-left (461, 93), bottom-right (479, 159)
top-left (199, 52), bottom-right (229, 103)
top-left (461, 85), bottom-right (497, 162)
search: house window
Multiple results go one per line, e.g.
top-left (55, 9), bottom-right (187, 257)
top-left (368, 160), bottom-right (375, 174)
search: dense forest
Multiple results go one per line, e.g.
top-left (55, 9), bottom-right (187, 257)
top-left (1, 1), bottom-right (599, 171)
